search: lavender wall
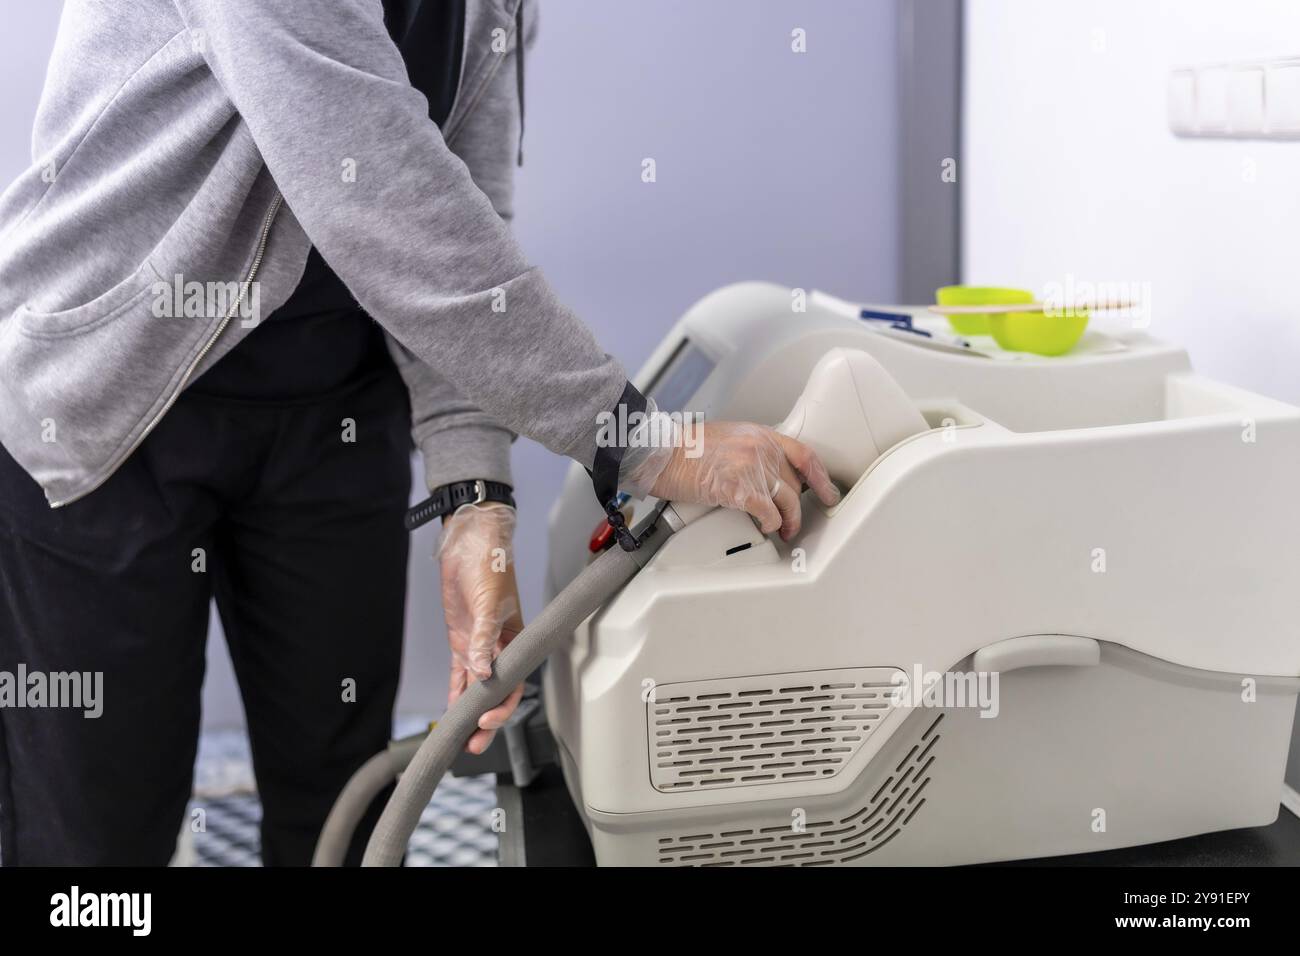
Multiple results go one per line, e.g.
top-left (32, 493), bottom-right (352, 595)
top-left (0, 1), bottom-right (901, 728)
top-left (0, 3), bottom-right (59, 183)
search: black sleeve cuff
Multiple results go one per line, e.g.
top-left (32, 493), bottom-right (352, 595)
top-left (586, 380), bottom-right (647, 507)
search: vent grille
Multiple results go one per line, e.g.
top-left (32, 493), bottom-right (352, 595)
top-left (648, 667), bottom-right (907, 793)
top-left (656, 713), bottom-right (943, 866)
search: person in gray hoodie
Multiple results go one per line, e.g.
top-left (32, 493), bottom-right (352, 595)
top-left (0, 0), bottom-right (837, 865)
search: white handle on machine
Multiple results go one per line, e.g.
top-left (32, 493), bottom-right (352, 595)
top-left (663, 348), bottom-right (928, 533)
top-left (777, 348), bottom-right (930, 488)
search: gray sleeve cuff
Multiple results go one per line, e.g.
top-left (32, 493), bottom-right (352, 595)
top-left (418, 424), bottom-right (515, 493)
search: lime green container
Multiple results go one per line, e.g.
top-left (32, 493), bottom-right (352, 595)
top-left (934, 285), bottom-right (1035, 335)
top-left (989, 309), bottom-right (1089, 356)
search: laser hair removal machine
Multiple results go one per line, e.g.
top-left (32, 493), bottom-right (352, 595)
top-left (538, 281), bottom-right (1300, 867)
top-left (326, 280), bottom-right (1299, 868)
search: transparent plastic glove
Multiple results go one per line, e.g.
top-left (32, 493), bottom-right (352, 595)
top-left (628, 420), bottom-right (840, 540)
top-left (438, 502), bottom-right (525, 755)
top-left (613, 398), bottom-right (677, 499)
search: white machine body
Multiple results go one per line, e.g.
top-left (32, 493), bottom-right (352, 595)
top-left (543, 282), bottom-right (1300, 866)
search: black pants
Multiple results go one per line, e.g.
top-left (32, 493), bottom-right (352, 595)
top-left (0, 365), bottom-right (412, 865)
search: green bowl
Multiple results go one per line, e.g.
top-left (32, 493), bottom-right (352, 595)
top-left (935, 285), bottom-right (1035, 335)
top-left (989, 309), bottom-right (1089, 356)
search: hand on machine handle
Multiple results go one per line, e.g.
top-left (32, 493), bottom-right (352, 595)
top-left (438, 502), bottom-right (525, 754)
top-left (621, 416), bottom-right (841, 541)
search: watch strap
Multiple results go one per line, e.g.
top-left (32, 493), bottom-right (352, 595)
top-left (404, 479), bottom-right (515, 531)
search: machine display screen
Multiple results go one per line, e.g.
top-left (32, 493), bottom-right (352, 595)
top-left (646, 339), bottom-right (716, 412)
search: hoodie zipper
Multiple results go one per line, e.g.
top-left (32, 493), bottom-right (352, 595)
top-left (50, 192), bottom-right (284, 508)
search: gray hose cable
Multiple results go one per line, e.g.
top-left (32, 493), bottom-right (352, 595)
top-left (312, 734), bottom-right (425, 867)
top-left (361, 514), bottom-right (671, 867)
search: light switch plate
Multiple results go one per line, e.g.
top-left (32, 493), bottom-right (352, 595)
top-left (1170, 56), bottom-right (1300, 139)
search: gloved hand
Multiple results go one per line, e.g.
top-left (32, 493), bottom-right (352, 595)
top-left (438, 502), bottom-right (526, 755)
top-left (623, 418), bottom-right (840, 540)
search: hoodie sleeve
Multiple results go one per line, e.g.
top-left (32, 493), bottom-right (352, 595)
top-left (170, 0), bottom-right (627, 471)
top-left (386, 333), bottom-right (515, 491)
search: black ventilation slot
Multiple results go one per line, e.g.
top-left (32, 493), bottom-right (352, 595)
top-left (725, 543), bottom-right (753, 556)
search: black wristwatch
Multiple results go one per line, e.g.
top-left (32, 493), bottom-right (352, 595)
top-left (404, 479), bottom-right (515, 531)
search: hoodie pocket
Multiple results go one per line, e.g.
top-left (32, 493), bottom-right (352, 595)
top-left (18, 262), bottom-right (160, 339)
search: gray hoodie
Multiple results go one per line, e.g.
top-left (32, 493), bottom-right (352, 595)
top-left (0, 0), bottom-right (628, 507)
